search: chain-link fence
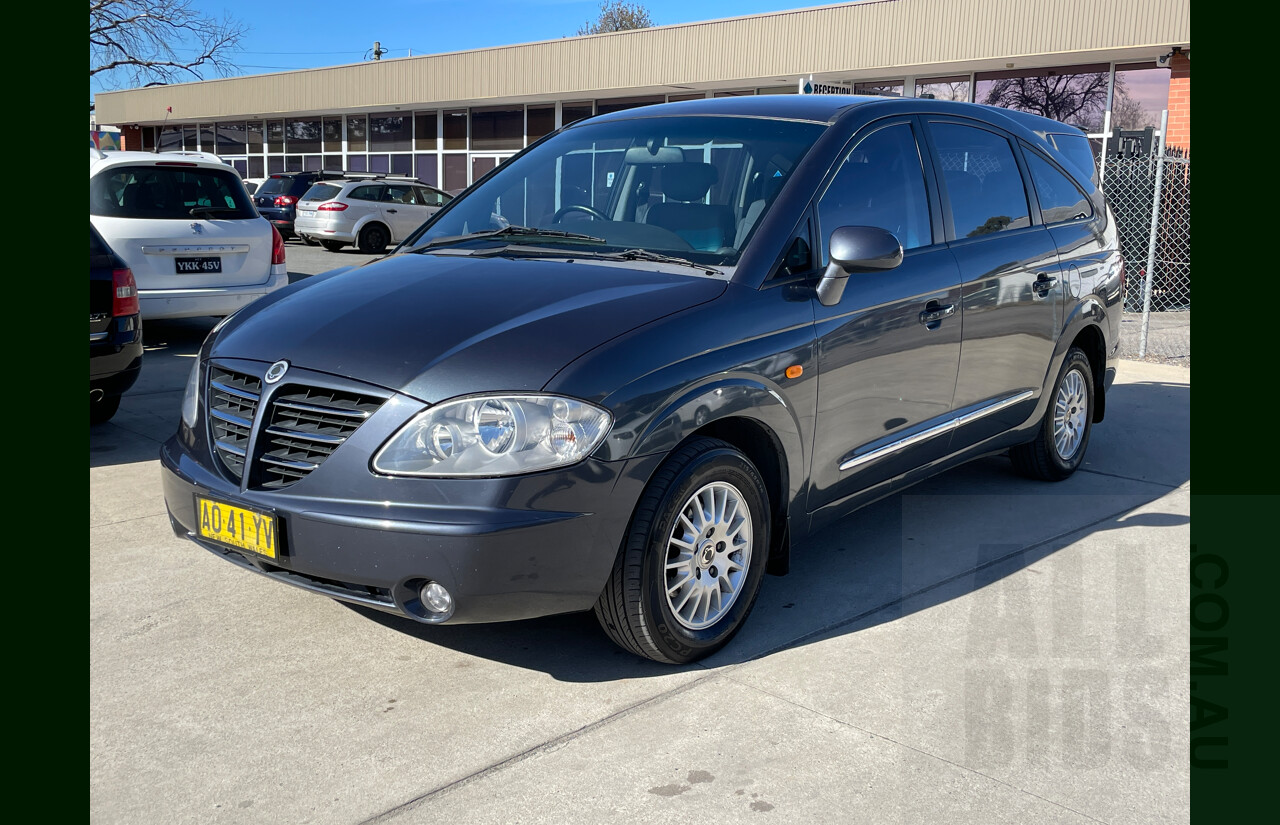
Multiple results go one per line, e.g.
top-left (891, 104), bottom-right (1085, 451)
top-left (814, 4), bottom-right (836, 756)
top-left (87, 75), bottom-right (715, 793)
top-left (1100, 137), bottom-right (1190, 364)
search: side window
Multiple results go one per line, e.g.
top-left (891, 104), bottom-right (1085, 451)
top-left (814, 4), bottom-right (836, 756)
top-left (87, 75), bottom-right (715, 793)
top-left (931, 122), bottom-right (1030, 239)
top-left (348, 185), bottom-right (383, 202)
top-left (817, 122), bottom-right (932, 262)
top-left (383, 184), bottom-right (418, 204)
top-left (417, 187), bottom-right (444, 206)
top-left (1024, 150), bottom-right (1093, 225)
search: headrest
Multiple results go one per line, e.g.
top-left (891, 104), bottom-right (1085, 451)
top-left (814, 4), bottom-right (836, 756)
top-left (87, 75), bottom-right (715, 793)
top-left (661, 163), bottom-right (719, 202)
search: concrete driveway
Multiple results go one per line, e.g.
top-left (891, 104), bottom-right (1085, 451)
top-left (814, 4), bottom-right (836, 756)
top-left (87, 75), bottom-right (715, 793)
top-left (90, 258), bottom-right (1190, 824)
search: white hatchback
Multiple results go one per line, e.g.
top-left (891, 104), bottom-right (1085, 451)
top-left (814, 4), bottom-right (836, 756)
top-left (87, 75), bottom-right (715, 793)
top-left (89, 150), bottom-right (288, 320)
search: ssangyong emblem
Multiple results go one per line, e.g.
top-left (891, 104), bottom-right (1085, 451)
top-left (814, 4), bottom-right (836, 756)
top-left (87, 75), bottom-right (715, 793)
top-left (264, 360), bottom-right (289, 384)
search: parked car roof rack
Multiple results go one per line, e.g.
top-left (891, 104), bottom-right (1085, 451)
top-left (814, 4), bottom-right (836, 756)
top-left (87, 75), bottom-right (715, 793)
top-left (341, 172), bottom-right (424, 183)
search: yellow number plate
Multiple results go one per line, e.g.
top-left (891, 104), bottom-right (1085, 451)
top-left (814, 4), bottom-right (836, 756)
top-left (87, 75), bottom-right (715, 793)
top-left (196, 496), bottom-right (278, 560)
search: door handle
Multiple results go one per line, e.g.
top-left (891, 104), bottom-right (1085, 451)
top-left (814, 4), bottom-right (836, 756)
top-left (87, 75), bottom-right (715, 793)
top-left (1032, 273), bottom-right (1058, 294)
top-left (919, 303), bottom-right (955, 327)
top-left (385, 209), bottom-right (398, 213)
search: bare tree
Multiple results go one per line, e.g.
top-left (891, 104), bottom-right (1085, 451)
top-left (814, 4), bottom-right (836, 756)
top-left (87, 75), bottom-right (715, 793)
top-left (576, 1), bottom-right (654, 35)
top-left (981, 72), bottom-right (1109, 131)
top-left (90, 0), bottom-right (247, 89)
top-left (1110, 79), bottom-right (1154, 131)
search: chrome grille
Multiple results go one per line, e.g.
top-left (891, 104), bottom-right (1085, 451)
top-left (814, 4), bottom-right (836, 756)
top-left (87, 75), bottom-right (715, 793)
top-left (258, 386), bottom-right (383, 489)
top-left (208, 367), bottom-right (261, 480)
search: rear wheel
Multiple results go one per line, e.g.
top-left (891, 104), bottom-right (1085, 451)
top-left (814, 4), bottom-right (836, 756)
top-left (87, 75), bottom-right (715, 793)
top-left (1011, 347), bottom-right (1095, 480)
top-left (594, 437), bottom-right (770, 664)
top-left (320, 240), bottom-right (345, 252)
top-left (90, 394), bottom-right (121, 425)
top-left (357, 224), bottom-right (390, 254)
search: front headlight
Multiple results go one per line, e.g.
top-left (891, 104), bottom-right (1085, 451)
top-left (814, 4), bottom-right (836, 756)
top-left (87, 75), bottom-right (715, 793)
top-left (372, 395), bottom-right (612, 477)
top-left (180, 359), bottom-right (201, 429)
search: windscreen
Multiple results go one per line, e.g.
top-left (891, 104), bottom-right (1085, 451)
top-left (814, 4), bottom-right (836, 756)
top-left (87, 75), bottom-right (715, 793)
top-left (91, 164), bottom-right (257, 220)
top-left (405, 115), bottom-right (826, 266)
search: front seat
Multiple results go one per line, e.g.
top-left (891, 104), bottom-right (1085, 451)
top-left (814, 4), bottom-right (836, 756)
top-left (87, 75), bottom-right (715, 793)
top-left (646, 163), bottom-right (735, 251)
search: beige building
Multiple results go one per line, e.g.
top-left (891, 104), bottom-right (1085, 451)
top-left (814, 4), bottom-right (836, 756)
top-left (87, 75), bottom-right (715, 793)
top-left (95, 0), bottom-right (1191, 191)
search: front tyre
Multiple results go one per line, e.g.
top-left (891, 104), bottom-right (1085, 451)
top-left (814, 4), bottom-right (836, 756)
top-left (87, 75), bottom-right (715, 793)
top-left (1011, 347), bottom-right (1095, 481)
top-left (594, 437), bottom-right (770, 664)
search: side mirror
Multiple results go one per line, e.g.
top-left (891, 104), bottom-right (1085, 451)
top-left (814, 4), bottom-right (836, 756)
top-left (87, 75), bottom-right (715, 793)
top-left (815, 226), bottom-right (904, 306)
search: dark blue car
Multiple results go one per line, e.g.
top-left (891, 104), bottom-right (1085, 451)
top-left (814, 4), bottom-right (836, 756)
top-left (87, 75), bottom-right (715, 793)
top-left (90, 225), bottom-right (142, 423)
top-left (162, 96), bottom-right (1121, 663)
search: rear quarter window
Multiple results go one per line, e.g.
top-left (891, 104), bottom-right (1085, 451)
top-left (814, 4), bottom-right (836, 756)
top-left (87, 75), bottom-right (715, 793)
top-left (91, 165), bottom-right (257, 220)
top-left (1047, 133), bottom-right (1099, 186)
top-left (348, 185), bottom-right (384, 201)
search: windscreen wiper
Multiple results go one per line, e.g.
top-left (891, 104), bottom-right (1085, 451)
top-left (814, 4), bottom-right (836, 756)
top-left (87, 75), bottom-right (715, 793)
top-left (189, 206), bottom-right (241, 218)
top-left (417, 225), bottom-right (606, 250)
top-left (597, 248), bottom-right (722, 276)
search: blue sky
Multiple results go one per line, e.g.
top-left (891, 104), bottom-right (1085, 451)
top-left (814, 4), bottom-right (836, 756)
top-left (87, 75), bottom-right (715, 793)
top-left (92, 1), bottom-right (827, 96)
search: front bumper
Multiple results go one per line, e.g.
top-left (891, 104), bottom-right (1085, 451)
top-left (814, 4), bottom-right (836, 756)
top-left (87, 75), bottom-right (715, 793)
top-left (159, 380), bottom-right (659, 624)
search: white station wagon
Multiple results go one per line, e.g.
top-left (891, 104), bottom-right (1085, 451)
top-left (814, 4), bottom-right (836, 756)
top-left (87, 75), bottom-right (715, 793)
top-left (294, 176), bottom-right (453, 254)
top-left (89, 150), bottom-right (289, 320)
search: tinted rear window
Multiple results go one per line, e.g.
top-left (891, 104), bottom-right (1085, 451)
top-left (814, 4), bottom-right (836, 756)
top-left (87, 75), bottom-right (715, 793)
top-left (303, 183), bottom-right (342, 202)
top-left (256, 176), bottom-right (295, 197)
top-left (91, 165), bottom-right (256, 220)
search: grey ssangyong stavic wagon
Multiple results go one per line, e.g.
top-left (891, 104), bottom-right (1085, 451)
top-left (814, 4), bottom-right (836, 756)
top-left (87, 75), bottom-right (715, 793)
top-left (161, 96), bottom-right (1123, 663)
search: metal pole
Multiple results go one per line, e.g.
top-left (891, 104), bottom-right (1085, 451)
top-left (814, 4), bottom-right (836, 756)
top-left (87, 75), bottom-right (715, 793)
top-left (1138, 109), bottom-right (1169, 358)
top-left (1099, 108), bottom-right (1112, 185)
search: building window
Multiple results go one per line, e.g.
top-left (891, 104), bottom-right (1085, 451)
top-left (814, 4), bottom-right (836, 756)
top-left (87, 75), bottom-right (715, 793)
top-left (246, 121), bottom-right (264, 152)
top-left (975, 64), bottom-right (1110, 134)
top-left (182, 126), bottom-right (197, 151)
top-left (370, 114), bottom-right (411, 151)
top-left (1112, 63), bottom-right (1172, 131)
top-left (527, 106), bottom-right (555, 143)
top-left (755, 86), bottom-right (796, 96)
top-left (562, 102), bottom-right (594, 126)
top-left (443, 110), bottom-right (468, 150)
top-left (916, 75), bottom-right (971, 102)
top-left (267, 156), bottom-right (284, 174)
top-left (713, 90), bottom-right (754, 97)
top-left (303, 155), bottom-right (322, 171)
top-left (141, 127), bottom-right (156, 150)
top-left (267, 121), bottom-right (285, 153)
top-left (415, 112), bottom-right (439, 150)
top-left (324, 155), bottom-right (343, 171)
top-left (595, 95), bottom-right (662, 115)
top-left (347, 116), bottom-right (367, 152)
top-left (666, 93), bottom-right (705, 102)
top-left (443, 154), bottom-right (468, 191)
top-left (415, 154), bottom-right (439, 186)
top-left (198, 123), bottom-right (215, 150)
top-left (392, 154), bottom-right (412, 176)
top-left (854, 81), bottom-right (904, 97)
top-left (216, 122), bottom-right (247, 155)
top-left (322, 118), bottom-right (342, 152)
top-left (159, 126), bottom-right (181, 151)
top-left (248, 157), bottom-right (265, 178)
top-left (471, 107), bottom-right (524, 151)
top-left (285, 155), bottom-right (303, 172)
top-left (286, 119), bottom-right (321, 154)
top-left (348, 154), bottom-right (368, 172)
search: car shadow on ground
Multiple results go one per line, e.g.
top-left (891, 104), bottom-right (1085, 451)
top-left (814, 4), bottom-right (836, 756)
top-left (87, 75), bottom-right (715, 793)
top-left (341, 378), bottom-right (1190, 683)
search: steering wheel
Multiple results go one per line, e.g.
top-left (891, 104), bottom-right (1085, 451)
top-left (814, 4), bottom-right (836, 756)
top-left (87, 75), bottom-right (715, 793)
top-left (552, 204), bottom-right (608, 223)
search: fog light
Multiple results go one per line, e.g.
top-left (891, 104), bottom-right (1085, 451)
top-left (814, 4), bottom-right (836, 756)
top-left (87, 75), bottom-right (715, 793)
top-left (420, 581), bottom-right (453, 615)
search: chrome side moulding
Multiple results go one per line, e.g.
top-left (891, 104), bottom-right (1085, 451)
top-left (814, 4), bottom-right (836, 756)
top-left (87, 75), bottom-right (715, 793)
top-left (839, 390), bottom-right (1035, 472)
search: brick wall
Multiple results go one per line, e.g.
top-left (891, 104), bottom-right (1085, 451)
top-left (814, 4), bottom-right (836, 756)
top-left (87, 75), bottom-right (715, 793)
top-left (1166, 52), bottom-right (1190, 152)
